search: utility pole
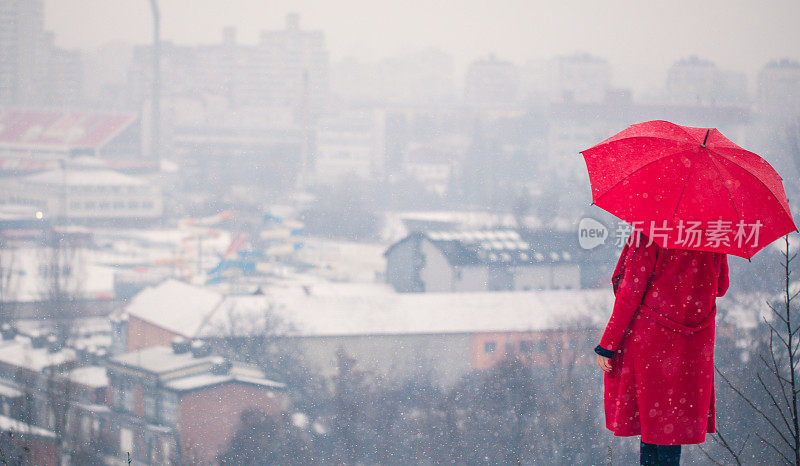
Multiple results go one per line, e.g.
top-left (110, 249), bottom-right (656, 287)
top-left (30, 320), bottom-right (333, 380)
top-left (148, 0), bottom-right (161, 161)
top-left (298, 70), bottom-right (310, 192)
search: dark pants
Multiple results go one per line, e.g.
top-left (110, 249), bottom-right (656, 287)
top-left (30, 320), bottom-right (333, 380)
top-left (640, 440), bottom-right (681, 465)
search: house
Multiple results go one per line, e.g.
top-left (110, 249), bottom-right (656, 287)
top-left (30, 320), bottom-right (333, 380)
top-left (0, 329), bottom-right (78, 465)
top-left (0, 414), bottom-right (58, 466)
top-left (383, 229), bottom-right (582, 292)
top-left (116, 278), bottom-right (615, 387)
top-left (105, 342), bottom-right (286, 464)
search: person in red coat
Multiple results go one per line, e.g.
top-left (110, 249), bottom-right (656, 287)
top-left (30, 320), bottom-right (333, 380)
top-left (595, 230), bottom-right (729, 465)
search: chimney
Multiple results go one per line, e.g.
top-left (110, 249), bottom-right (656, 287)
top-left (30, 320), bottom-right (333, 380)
top-left (0, 323), bottom-right (16, 340)
top-left (31, 333), bottom-right (48, 349)
top-left (46, 334), bottom-right (62, 353)
top-left (222, 26), bottom-right (236, 45)
top-left (171, 336), bottom-right (190, 354)
top-left (286, 13), bottom-right (299, 31)
top-left (210, 358), bottom-right (232, 375)
top-left (190, 340), bottom-right (211, 358)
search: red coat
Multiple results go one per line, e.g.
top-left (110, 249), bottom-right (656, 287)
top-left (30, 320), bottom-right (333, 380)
top-left (600, 231), bottom-right (729, 445)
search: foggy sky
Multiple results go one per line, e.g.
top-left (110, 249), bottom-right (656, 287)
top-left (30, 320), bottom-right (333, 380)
top-left (45, 0), bottom-right (800, 94)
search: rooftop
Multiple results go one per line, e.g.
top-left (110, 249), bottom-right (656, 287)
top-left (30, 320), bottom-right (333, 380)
top-left (126, 278), bottom-right (615, 339)
top-left (0, 110), bottom-right (135, 150)
top-left (108, 345), bottom-right (219, 376)
top-left (0, 414), bottom-right (56, 439)
top-left (0, 340), bottom-right (76, 372)
top-left (67, 366), bottom-right (108, 389)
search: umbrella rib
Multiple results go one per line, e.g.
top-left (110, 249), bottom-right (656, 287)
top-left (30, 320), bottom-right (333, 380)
top-left (670, 162), bottom-right (695, 224)
top-left (705, 154), bottom-right (752, 259)
top-left (707, 147), bottom-right (794, 220)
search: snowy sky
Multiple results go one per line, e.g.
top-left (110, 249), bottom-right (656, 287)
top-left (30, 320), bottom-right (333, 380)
top-left (45, 0), bottom-right (800, 93)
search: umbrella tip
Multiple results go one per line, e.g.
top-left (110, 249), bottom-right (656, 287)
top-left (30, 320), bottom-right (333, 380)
top-left (702, 129), bottom-right (710, 147)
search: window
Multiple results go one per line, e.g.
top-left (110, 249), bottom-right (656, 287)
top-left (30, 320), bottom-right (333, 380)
top-left (519, 340), bottom-right (534, 353)
top-left (120, 427), bottom-right (133, 455)
top-left (484, 341), bottom-right (496, 354)
top-left (161, 392), bottom-right (177, 425)
top-left (144, 392), bottom-right (157, 422)
top-left (113, 377), bottom-right (133, 413)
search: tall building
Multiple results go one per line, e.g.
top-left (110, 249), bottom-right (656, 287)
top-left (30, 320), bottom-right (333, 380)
top-left (548, 53), bottom-right (611, 104)
top-left (757, 59), bottom-right (800, 121)
top-left (464, 54), bottom-right (520, 106)
top-left (332, 49), bottom-right (456, 106)
top-left (249, 13), bottom-right (329, 116)
top-left (0, 0), bottom-right (84, 107)
top-left (129, 14), bottom-right (329, 119)
top-left (0, 0), bottom-right (46, 106)
top-left (665, 56), bottom-right (747, 106)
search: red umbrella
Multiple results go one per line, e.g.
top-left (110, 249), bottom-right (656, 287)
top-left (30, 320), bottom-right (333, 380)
top-left (581, 120), bottom-right (797, 259)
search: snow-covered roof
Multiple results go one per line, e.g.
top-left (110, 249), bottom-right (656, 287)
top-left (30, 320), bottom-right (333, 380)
top-left (109, 345), bottom-right (219, 376)
top-left (0, 341), bottom-right (76, 372)
top-left (22, 168), bottom-right (147, 186)
top-left (124, 279), bottom-right (224, 336)
top-left (127, 278), bottom-right (615, 339)
top-left (0, 246), bottom-right (115, 302)
top-left (0, 383), bottom-right (23, 398)
top-left (386, 229), bottom-right (580, 266)
top-left (163, 373), bottom-right (284, 393)
top-left (68, 366), bottom-right (108, 388)
top-left (0, 414), bottom-right (56, 439)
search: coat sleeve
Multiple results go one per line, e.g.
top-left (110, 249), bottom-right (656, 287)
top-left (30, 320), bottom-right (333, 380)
top-left (717, 254), bottom-right (729, 297)
top-left (599, 233), bottom-right (659, 352)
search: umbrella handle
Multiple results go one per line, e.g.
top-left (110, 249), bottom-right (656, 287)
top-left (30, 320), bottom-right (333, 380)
top-left (702, 129), bottom-right (710, 147)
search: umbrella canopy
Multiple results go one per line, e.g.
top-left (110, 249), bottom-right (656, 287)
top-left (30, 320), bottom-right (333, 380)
top-left (581, 120), bottom-right (797, 259)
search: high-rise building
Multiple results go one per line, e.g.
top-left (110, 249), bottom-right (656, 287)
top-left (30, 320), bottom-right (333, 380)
top-left (548, 53), bottom-right (611, 104)
top-left (128, 14), bottom-right (329, 119)
top-left (332, 49), bottom-right (456, 106)
top-left (0, 0), bottom-right (84, 107)
top-left (666, 56), bottom-right (747, 106)
top-left (248, 13), bottom-right (329, 115)
top-left (0, 0), bottom-right (46, 106)
top-left (757, 59), bottom-right (800, 121)
top-left (464, 54), bottom-right (520, 106)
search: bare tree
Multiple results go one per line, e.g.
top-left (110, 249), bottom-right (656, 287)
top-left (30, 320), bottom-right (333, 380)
top-left (0, 236), bottom-right (20, 322)
top-left (714, 235), bottom-right (800, 465)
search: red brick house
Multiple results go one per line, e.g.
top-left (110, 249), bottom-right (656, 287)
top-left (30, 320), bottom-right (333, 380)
top-left (105, 341), bottom-right (285, 464)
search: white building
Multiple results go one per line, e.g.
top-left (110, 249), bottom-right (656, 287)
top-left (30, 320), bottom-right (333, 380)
top-left (331, 49), bottom-right (456, 106)
top-left (665, 56), bottom-right (747, 106)
top-left (119, 278), bottom-right (613, 387)
top-left (129, 14), bottom-right (329, 117)
top-left (757, 59), bottom-right (800, 121)
top-left (549, 53), bottom-right (611, 104)
top-left (464, 54), bottom-right (520, 106)
top-left (384, 230), bottom-right (581, 293)
top-left (4, 167), bottom-right (162, 221)
top-left (313, 109), bottom-right (387, 182)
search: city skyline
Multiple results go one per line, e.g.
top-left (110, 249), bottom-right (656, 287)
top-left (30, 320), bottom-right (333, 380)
top-left (44, 0), bottom-right (800, 94)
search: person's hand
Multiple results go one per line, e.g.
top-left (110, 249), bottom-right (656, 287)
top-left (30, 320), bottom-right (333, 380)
top-left (597, 354), bottom-right (613, 372)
